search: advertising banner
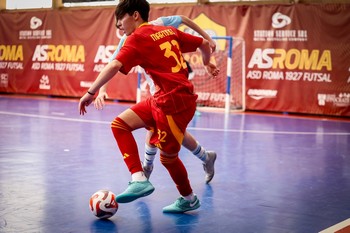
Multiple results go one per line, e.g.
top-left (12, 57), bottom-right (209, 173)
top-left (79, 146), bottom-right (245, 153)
top-left (0, 4), bottom-right (349, 116)
top-left (0, 8), bottom-right (137, 100)
top-left (242, 4), bottom-right (350, 116)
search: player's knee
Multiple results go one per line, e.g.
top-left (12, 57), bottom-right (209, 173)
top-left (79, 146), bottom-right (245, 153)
top-left (111, 117), bottom-right (132, 136)
top-left (160, 153), bottom-right (178, 166)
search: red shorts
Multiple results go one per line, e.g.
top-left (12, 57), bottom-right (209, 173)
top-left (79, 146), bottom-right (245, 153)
top-left (131, 97), bottom-right (196, 154)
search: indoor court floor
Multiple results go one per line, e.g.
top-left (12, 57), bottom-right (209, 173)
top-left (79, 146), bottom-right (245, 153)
top-left (0, 94), bottom-right (350, 233)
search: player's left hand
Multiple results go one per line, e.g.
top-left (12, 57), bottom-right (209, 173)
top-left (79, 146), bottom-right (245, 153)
top-left (94, 91), bottom-right (108, 110)
top-left (209, 39), bottom-right (216, 53)
top-left (205, 62), bottom-right (220, 79)
top-left (79, 93), bottom-right (94, 115)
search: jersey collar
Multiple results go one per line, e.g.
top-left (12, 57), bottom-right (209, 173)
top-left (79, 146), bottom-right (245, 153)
top-left (138, 22), bottom-right (149, 28)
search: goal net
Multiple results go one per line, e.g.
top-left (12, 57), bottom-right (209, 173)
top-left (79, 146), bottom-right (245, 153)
top-left (136, 36), bottom-right (245, 113)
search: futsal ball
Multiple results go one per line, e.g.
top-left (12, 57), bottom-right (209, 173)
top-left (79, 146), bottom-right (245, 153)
top-left (89, 190), bottom-right (118, 219)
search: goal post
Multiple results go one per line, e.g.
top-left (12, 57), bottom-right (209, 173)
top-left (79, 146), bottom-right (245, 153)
top-left (213, 36), bottom-right (233, 113)
top-left (136, 36), bottom-right (245, 113)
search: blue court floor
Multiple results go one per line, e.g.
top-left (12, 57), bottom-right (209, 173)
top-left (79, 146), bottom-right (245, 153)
top-left (0, 95), bottom-right (349, 233)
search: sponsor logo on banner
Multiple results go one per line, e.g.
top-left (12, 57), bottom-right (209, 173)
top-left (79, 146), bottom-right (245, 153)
top-left (247, 48), bottom-right (332, 83)
top-left (30, 17), bottom-right (42, 29)
top-left (271, 12), bottom-right (291, 29)
top-left (0, 45), bottom-right (24, 70)
top-left (254, 12), bottom-right (307, 42)
top-left (80, 81), bottom-right (93, 88)
top-left (19, 16), bottom-right (52, 40)
top-left (179, 13), bottom-right (227, 51)
top-left (39, 75), bottom-right (51, 90)
top-left (180, 13), bottom-right (227, 77)
top-left (93, 45), bottom-right (117, 72)
top-left (0, 73), bottom-right (9, 87)
top-left (317, 93), bottom-right (350, 107)
top-left (197, 92), bottom-right (232, 102)
top-left (31, 44), bottom-right (85, 72)
top-left (248, 12), bottom-right (333, 86)
top-left (247, 89), bottom-right (278, 100)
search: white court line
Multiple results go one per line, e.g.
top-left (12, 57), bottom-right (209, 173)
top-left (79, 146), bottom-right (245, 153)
top-left (0, 111), bottom-right (110, 125)
top-left (0, 111), bottom-right (349, 136)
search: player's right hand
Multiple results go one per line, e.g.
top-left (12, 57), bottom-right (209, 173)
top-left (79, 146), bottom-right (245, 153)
top-left (79, 93), bottom-right (94, 115)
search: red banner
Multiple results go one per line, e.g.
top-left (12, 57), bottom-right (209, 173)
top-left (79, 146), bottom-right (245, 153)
top-left (242, 4), bottom-right (350, 116)
top-left (0, 8), bottom-right (137, 100)
top-left (1, 4), bottom-right (349, 116)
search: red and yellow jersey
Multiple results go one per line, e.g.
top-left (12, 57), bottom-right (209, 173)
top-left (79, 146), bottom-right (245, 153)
top-left (116, 23), bottom-right (203, 114)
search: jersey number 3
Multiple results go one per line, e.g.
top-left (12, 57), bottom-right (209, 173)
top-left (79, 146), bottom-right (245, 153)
top-left (159, 40), bottom-right (187, 73)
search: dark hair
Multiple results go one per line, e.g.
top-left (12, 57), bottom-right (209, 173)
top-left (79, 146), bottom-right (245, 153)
top-left (115, 0), bottom-right (150, 22)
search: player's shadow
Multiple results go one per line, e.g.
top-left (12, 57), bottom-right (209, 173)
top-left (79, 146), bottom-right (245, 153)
top-left (163, 212), bottom-right (199, 233)
top-left (201, 184), bottom-right (214, 209)
top-left (90, 218), bottom-right (118, 233)
top-left (136, 201), bottom-right (153, 233)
